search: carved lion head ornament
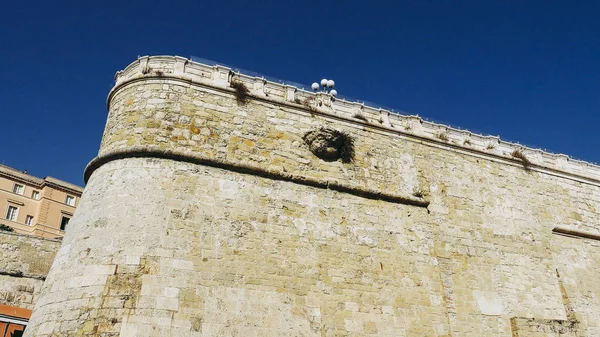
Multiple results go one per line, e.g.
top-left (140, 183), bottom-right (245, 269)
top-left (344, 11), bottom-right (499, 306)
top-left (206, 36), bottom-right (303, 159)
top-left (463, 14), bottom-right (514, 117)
top-left (303, 127), bottom-right (355, 163)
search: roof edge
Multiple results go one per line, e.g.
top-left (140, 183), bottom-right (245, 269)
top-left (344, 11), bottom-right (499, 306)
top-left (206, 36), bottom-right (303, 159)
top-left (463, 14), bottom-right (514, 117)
top-left (0, 164), bottom-right (83, 194)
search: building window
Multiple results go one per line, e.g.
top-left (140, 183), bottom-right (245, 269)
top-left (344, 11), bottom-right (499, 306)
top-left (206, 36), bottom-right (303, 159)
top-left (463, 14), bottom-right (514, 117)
top-left (0, 313), bottom-right (27, 337)
top-left (25, 215), bottom-right (33, 226)
top-left (32, 191), bottom-right (40, 200)
top-left (65, 195), bottom-right (75, 206)
top-left (0, 321), bottom-right (26, 337)
top-left (13, 184), bottom-right (24, 195)
top-left (60, 216), bottom-right (70, 231)
top-left (6, 206), bottom-right (18, 221)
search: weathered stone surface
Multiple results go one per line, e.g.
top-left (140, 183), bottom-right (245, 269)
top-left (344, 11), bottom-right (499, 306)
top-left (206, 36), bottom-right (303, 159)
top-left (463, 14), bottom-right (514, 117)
top-left (0, 232), bottom-right (59, 310)
top-left (24, 56), bottom-right (600, 336)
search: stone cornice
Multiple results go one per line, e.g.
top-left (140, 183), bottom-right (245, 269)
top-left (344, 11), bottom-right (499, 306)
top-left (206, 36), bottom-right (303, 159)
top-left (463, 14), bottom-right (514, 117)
top-left (84, 148), bottom-right (430, 208)
top-left (0, 165), bottom-right (83, 195)
top-left (0, 165), bottom-right (44, 187)
top-left (43, 177), bottom-right (84, 196)
top-left (109, 55), bottom-right (600, 185)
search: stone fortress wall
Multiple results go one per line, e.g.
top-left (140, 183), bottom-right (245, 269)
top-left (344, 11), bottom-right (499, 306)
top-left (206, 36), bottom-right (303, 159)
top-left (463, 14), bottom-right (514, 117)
top-left (25, 56), bottom-right (600, 336)
top-left (0, 232), bottom-right (59, 310)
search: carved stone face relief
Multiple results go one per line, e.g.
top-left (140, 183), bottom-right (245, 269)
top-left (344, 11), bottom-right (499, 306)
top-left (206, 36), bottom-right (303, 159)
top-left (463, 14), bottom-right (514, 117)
top-left (303, 127), bottom-right (354, 163)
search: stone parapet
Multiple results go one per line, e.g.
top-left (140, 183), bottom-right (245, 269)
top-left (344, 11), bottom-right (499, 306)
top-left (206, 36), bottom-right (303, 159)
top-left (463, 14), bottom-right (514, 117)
top-left (108, 55), bottom-right (600, 186)
top-left (97, 67), bottom-right (434, 204)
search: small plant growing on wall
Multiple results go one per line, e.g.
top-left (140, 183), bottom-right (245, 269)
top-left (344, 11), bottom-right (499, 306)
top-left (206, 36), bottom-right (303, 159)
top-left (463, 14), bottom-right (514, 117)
top-left (486, 142), bottom-right (496, 150)
top-left (142, 67), bottom-right (165, 77)
top-left (303, 96), bottom-right (319, 113)
top-left (436, 131), bottom-right (449, 142)
top-left (403, 123), bottom-right (412, 131)
top-left (303, 127), bottom-right (355, 163)
top-left (230, 80), bottom-right (250, 104)
top-left (0, 224), bottom-right (14, 232)
top-left (511, 149), bottom-right (531, 168)
top-left (463, 138), bottom-right (472, 146)
top-left (412, 188), bottom-right (424, 198)
top-left (352, 113), bottom-right (368, 122)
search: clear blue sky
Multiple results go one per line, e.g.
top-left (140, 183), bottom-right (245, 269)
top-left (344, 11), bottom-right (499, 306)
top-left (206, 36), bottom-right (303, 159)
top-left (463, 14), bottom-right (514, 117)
top-left (2, 1), bottom-right (599, 186)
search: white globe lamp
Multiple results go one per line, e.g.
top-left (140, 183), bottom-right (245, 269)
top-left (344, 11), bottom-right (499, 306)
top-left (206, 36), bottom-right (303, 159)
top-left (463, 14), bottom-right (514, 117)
top-left (311, 82), bottom-right (319, 91)
top-left (327, 80), bottom-right (335, 88)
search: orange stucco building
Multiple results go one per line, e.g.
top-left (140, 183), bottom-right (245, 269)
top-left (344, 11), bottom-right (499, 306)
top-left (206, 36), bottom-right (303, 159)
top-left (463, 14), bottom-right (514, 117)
top-left (0, 164), bottom-right (83, 239)
top-left (0, 304), bottom-right (31, 337)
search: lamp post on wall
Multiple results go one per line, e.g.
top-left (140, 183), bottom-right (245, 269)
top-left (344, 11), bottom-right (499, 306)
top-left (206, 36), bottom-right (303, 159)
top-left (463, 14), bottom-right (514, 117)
top-left (312, 78), bottom-right (337, 97)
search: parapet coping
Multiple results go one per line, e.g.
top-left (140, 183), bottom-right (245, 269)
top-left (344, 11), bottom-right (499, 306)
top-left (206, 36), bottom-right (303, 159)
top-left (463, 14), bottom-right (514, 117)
top-left (108, 55), bottom-right (600, 185)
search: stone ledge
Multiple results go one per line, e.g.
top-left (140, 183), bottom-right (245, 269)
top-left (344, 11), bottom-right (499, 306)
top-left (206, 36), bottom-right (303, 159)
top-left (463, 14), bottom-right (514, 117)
top-left (0, 270), bottom-right (46, 281)
top-left (552, 226), bottom-right (600, 241)
top-left (110, 55), bottom-right (600, 185)
top-left (0, 230), bottom-right (62, 243)
top-left (84, 147), bottom-right (430, 208)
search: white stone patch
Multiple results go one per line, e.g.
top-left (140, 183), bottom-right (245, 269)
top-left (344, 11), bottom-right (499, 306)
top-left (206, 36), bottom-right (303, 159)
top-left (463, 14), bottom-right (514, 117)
top-left (67, 274), bottom-right (108, 288)
top-left (472, 290), bottom-right (503, 315)
top-left (348, 226), bottom-right (378, 248)
top-left (397, 153), bottom-right (420, 193)
top-left (482, 223), bottom-right (515, 236)
top-left (147, 98), bottom-right (165, 104)
top-left (83, 264), bottom-right (116, 275)
top-left (344, 318), bottom-right (363, 332)
top-left (37, 322), bottom-right (57, 335)
top-left (172, 259), bottom-right (194, 270)
top-left (202, 102), bottom-right (229, 113)
top-left (293, 218), bottom-right (308, 236)
top-left (345, 302), bottom-right (359, 312)
top-left (163, 287), bottom-right (179, 298)
top-left (382, 305), bottom-right (394, 315)
top-left (218, 179), bottom-right (239, 199)
top-left (430, 293), bottom-right (443, 306)
top-left (156, 296), bottom-right (179, 311)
